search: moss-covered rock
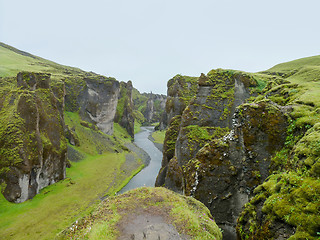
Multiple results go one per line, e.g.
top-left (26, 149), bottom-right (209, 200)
top-left (164, 74), bottom-right (199, 127)
top-left (155, 115), bottom-right (182, 189)
top-left (175, 70), bottom-right (256, 168)
top-left (183, 101), bottom-right (289, 238)
top-left (0, 72), bottom-right (67, 203)
top-left (58, 187), bottom-right (223, 240)
top-left (237, 173), bottom-right (320, 240)
top-left (115, 81), bottom-right (135, 138)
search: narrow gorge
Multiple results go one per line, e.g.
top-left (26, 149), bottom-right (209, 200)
top-left (156, 64), bottom-right (320, 239)
top-left (1, 42), bottom-right (320, 240)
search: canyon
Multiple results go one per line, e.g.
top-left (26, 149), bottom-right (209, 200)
top-left (1, 41), bottom-right (320, 239)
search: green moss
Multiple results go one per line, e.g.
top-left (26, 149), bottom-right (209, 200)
top-left (239, 173), bottom-right (320, 239)
top-left (65, 111), bottom-right (129, 155)
top-left (134, 121), bottom-right (142, 134)
top-left (0, 151), bottom-right (144, 240)
top-left (58, 187), bottom-right (222, 240)
top-left (167, 74), bottom-right (198, 107)
top-left (152, 130), bottom-right (166, 144)
top-left (115, 82), bottom-right (128, 121)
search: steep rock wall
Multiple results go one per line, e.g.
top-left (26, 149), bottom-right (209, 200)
top-left (155, 74), bottom-right (198, 188)
top-left (184, 101), bottom-right (289, 238)
top-left (156, 70), bottom-right (256, 195)
top-left (163, 74), bottom-right (198, 128)
top-left (132, 90), bottom-right (167, 126)
top-left (0, 72), bottom-right (67, 203)
top-left (115, 81), bottom-right (135, 138)
top-left (77, 77), bottom-right (120, 135)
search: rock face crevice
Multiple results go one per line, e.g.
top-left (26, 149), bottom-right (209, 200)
top-left (0, 72), bottom-right (67, 203)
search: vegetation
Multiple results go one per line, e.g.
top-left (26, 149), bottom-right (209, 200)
top-left (236, 55), bottom-right (320, 239)
top-left (0, 151), bottom-right (138, 240)
top-left (58, 187), bottom-right (223, 240)
top-left (151, 130), bottom-right (166, 144)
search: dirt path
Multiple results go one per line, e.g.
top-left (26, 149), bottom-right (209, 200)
top-left (117, 209), bottom-right (189, 240)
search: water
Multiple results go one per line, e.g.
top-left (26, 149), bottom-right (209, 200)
top-left (118, 126), bottom-right (163, 193)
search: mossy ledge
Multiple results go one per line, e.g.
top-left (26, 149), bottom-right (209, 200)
top-left (58, 187), bottom-right (223, 240)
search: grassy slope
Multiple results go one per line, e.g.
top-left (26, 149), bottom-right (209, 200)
top-left (0, 152), bottom-right (125, 240)
top-left (237, 56), bottom-right (320, 239)
top-left (264, 55), bottom-right (320, 106)
top-left (0, 42), bottom-right (86, 80)
top-left (152, 130), bottom-right (166, 144)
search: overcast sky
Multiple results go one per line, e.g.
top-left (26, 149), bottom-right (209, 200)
top-left (1, 0), bottom-right (319, 94)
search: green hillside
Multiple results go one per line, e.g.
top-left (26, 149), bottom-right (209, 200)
top-left (0, 42), bottom-right (88, 80)
top-left (257, 55), bottom-right (320, 107)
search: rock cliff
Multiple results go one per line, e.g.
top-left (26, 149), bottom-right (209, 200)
top-left (155, 74), bottom-right (198, 188)
top-left (184, 100), bottom-right (289, 238)
top-left (65, 75), bottom-right (120, 135)
top-left (155, 70), bottom-right (286, 238)
top-left (0, 72), bottom-right (67, 203)
top-left (156, 70), bottom-right (257, 197)
top-left (157, 58), bottom-right (320, 239)
top-left (115, 81), bottom-right (135, 138)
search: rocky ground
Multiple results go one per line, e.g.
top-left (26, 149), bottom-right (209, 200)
top-left (58, 187), bottom-right (222, 240)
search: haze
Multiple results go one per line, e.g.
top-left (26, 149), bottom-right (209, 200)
top-left (1, 0), bottom-right (319, 94)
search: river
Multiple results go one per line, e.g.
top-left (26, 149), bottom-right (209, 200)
top-left (118, 126), bottom-right (163, 194)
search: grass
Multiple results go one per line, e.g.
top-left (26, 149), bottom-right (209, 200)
top-left (134, 121), bottom-right (142, 134)
top-left (0, 110), bottom-right (144, 240)
top-left (0, 43), bottom-right (86, 81)
top-left (151, 130), bottom-right (166, 144)
top-left (0, 151), bottom-right (141, 240)
top-left (237, 55), bottom-right (320, 239)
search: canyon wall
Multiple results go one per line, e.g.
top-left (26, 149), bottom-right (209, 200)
top-left (0, 72), bottom-right (67, 203)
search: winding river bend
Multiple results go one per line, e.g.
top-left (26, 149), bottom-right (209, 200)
top-left (119, 127), bottom-right (163, 194)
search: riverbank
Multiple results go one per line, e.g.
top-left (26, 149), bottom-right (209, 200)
top-left (0, 113), bottom-right (146, 240)
top-left (148, 130), bottom-right (165, 152)
top-left (118, 127), bottom-right (163, 194)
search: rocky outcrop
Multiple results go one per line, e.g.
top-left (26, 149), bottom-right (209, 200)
top-left (77, 77), bottom-right (120, 135)
top-left (162, 74), bottom-right (198, 129)
top-left (184, 101), bottom-right (289, 238)
top-left (156, 70), bottom-right (292, 238)
top-left (0, 72), bottom-right (67, 203)
top-left (65, 76), bottom-right (137, 138)
top-left (59, 187), bottom-right (223, 240)
top-left (65, 75), bottom-right (120, 135)
top-left (156, 70), bottom-right (256, 194)
top-left (115, 81), bottom-right (135, 138)
top-left (155, 74), bottom-right (198, 188)
top-left (157, 65), bottom-right (320, 239)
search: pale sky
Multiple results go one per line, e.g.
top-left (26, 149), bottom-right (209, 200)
top-left (1, 0), bottom-right (319, 94)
